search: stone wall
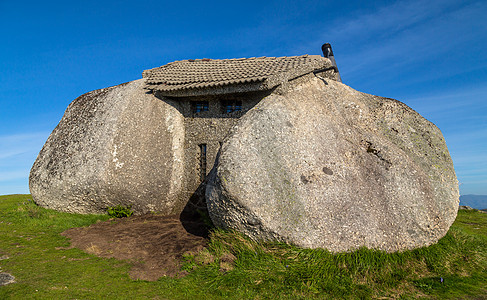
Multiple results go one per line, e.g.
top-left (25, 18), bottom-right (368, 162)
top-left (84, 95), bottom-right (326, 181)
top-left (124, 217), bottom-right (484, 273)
top-left (161, 92), bottom-right (269, 208)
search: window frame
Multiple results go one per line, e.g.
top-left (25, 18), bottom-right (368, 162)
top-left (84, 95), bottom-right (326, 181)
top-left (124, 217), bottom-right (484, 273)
top-left (222, 100), bottom-right (242, 114)
top-left (192, 101), bottom-right (209, 114)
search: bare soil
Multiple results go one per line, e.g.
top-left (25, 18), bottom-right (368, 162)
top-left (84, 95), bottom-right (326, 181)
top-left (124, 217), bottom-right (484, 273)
top-left (61, 213), bottom-right (209, 281)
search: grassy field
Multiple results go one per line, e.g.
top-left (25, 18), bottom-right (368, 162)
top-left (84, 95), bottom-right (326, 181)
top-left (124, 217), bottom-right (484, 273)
top-left (0, 194), bottom-right (486, 299)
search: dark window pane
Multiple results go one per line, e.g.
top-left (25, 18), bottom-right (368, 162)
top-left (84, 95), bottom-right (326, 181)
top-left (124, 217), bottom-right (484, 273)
top-left (235, 100), bottom-right (242, 111)
top-left (223, 100), bottom-right (243, 113)
top-left (192, 101), bottom-right (209, 113)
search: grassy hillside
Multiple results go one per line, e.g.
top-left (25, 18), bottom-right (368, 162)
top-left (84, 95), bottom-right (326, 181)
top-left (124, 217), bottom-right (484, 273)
top-left (0, 194), bottom-right (486, 299)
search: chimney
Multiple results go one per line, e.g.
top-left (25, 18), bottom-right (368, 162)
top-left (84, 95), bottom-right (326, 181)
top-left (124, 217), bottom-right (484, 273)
top-left (321, 43), bottom-right (342, 82)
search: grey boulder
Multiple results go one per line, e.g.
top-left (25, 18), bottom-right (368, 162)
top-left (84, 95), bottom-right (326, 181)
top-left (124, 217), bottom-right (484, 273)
top-left (29, 79), bottom-right (186, 215)
top-left (206, 76), bottom-right (459, 252)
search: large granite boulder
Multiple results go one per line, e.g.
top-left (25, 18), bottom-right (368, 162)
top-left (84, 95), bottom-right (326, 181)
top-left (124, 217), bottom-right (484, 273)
top-left (206, 75), bottom-right (459, 252)
top-left (30, 79), bottom-right (186, 215)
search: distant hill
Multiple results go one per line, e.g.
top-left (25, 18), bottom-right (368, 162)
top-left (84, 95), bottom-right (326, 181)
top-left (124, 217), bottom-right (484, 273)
top-left (459, 195), bottom-right (487, 210)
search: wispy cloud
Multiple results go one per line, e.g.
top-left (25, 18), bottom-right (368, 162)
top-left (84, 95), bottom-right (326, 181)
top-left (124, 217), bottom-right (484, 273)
top-left (328, 0), bottom-right (456, 43)
top-left (405, 86), bottom-right (487, 112)
top-left (0, 170), bottom-right (32, 182)
top-left (0, 133), bottom-right (48, 164)
top-left (398, 72), bottom-right (487, 196)
top-left (446, 127), bottom-right (487, 144)
top-left (0, 132), bottom-right (48, 194)
top-left (0, 132), bottom-right (49, 145)
top-left (405, 86), bottom-right (487, 104)
top-left (399, 85), bottom-right (487, 136)
top-left (447, 126), bottom-right (487, 195)
top-left (306, 0), bottom-right (487, 82)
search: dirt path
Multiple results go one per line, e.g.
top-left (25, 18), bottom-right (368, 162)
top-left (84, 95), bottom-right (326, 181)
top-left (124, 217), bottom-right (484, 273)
top-left (62, 213), bottom-right (209, 281)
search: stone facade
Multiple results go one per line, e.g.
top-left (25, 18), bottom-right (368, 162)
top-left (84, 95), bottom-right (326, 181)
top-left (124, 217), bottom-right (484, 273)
top-left (164, 92), bottom-right (269, 209)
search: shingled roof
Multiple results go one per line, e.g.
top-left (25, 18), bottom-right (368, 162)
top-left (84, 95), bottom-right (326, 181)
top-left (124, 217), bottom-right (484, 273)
top-left (143, 55), bottom-right (333, 97)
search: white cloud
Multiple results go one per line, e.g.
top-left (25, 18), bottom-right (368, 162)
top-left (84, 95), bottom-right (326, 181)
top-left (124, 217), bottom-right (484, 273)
top-left (404, 86), bottom-right (487, 109)
top-left (305, 0), bottom-right (487, 82)
top-left (0, 132), bottom-right (50, 144)
top-left (0, 132), bottom-right (49, 160)
top-left (445, 127), bottom-right (487, 145)
top-left (0, 132), bottom-right (48, 195)
top-left (329, 0), bottom-right (453, 41)
top-left (0, 169), bottom-right (31, 182)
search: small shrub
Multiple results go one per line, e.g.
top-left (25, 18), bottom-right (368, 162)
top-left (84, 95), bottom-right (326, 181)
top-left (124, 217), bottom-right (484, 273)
top-left (17, 199), bottom-right (45, 219)
top-left (107, 205), bottom-right (134, 218)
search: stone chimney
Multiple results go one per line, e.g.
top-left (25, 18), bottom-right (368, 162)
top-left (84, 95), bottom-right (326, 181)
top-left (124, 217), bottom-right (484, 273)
top-left (321, 43), bottom-right (342, 82)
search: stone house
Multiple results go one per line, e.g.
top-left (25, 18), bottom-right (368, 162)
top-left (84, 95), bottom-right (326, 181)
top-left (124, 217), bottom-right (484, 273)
top-left (30, 44), bottom-right (460, 252)
top-left (142, 49), bottom-right (341, 210)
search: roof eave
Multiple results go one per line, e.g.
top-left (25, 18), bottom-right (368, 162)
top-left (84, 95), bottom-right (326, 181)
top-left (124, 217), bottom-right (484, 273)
top-left (153, 80), bottom-right (271, 97)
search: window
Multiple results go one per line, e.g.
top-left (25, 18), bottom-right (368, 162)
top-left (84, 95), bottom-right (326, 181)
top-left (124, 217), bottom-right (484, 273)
top-left (199, 144), bottom-right (207, 181)
top-left (192, 101), bottom-right (209, 113)
top-left (222, 100), bottom-right (242, 113)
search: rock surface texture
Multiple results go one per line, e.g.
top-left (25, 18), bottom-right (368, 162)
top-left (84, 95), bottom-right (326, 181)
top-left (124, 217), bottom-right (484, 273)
top-left (30, 79), bottom-right (186, 215)
top-left (206, 75), bottom-right (459, 252)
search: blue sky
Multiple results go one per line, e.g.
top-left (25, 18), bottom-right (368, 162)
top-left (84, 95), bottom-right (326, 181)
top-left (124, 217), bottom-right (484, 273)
top-left (1, 0), bottom-right (486, 196)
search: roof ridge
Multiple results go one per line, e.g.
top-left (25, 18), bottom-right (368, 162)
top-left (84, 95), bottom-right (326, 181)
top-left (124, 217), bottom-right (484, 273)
top-left (153, 54), bottom-right (316, 66)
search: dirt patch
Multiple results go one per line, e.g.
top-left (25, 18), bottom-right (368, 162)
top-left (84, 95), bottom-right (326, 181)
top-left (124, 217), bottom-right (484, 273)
top-left (61, 213), bottom-right (209, 281)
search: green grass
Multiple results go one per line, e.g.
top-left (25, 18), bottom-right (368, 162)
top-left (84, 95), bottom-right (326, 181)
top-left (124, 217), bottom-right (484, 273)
top-left (1, 194), bottom-right (486, 299)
